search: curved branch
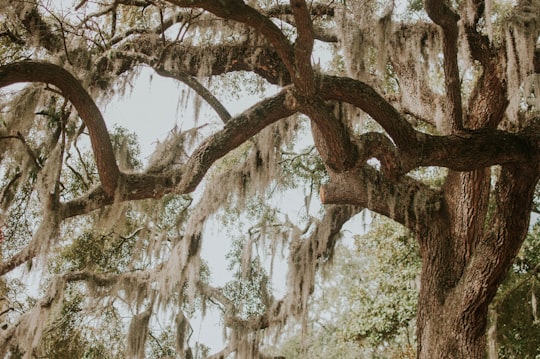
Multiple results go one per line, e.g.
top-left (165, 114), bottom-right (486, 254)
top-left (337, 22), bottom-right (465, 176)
top-left (356, 132), bottom-right (403, 180)
top-left (414, 128), bottom-right (536, 171)
top-left (168, 0), bottom-right (296, 78)
top-left (176, 89), bottom-right (297, 193)
top-left (319, 75), bottom-right (537, 173)
top-left (319, 75), bottom-right (417, 151)
top-left (60, 88), bottom-right (297, 218)
top-left (154, 67), bottom-right (231, 123)
top-left (107, 36), bottom-right (291, 85)
top-left (0, 61), bottom-right (120, 195)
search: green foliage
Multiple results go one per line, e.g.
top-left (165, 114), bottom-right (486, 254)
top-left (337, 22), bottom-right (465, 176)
top-left (155, 194), bottom-right (193, 238)
top-left (280, 146), bottom-right (328, 190)
top-left (276, 213), bottom-right (540, 358)
top-left (38, 286), bottom-right (127, 359)
top-left (274, 214), bottom-right (419, 358)
top-left (223, 235), bottom-right (273, 320)
top-left (491, 218), bottom-right (540, 358)
top-left (110, 125), bottom-right (143, 171)
top-left (41, 292), bottom-right (89, 359)
top-left (1, 1), bottom-right (538, 357)
top-left (54, 230), bottom-right (138, 274)
top-left (147, 328), bottom-right (177, 358)
top-left (519, 219), bottom-right (540, 271)
top-left (406, 0), bottom-right (424, 13)
top-left (211, 71), bottom-right (269, 103)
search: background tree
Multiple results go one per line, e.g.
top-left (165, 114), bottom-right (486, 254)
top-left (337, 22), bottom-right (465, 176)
top-left (276, 215), bottom-right (420, 359)
top-left (0, 0), bottom-right (539, 358)
top-left (487, 218), bottom-right (540, 358)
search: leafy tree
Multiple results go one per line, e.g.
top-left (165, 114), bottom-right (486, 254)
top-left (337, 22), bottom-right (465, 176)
top-left (277, 214), bottom-right (540, 359)
top-left (0, 0), bottom-right (539, 358)
top-left (486, 218), bottom-right (540, 358)
top-left (276, 215), bottom-right (420, 359)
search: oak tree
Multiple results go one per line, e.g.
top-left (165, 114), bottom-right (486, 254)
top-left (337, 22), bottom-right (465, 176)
top-left (0, 0), bottom-right (539, 358)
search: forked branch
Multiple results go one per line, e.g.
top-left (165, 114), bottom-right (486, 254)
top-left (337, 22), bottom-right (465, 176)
top-left (59, 88), bottom-right (298, 218)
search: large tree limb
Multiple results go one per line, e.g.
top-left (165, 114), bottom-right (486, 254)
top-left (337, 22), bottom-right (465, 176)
top-left (321, 167), bottom-right (442, 232)
top-left (424, 0), bottom-right (463, 132)
top-left (168, 0), bottom-right (297, 77)
top-left (59, 88), bottom-right (297, 219)
top-left (0, 61), bottom-right (120, 195)
top-left (300, 98), bottom-right (359, 171)
top-left (105, 36), bottom-right (291, 85)
top-left (318, 75), bottom-right (417, 151)
top-left (291, 0), bottom-right (316, 93)
top-left (176, 89), bottom-right (297, 193)
top-left (318, 75), bottom-right (536, 173)
top-left (413, 128), bottom-right (535, 171)
top-left (0, 89), bottom-right (296, 274)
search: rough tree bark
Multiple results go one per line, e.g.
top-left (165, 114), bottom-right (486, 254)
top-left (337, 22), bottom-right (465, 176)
top-left (318, 1), bottom-right (540, 356)
top-left (0, 0), bottom-right (539, 357)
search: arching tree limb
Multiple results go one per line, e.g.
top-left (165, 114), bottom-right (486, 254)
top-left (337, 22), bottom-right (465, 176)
top-left (319, 75), bottom-right (417, 151)
top-left (168, 0), bottom-right (297, 77)
top-left (0, 61), bottom-right (120, 195)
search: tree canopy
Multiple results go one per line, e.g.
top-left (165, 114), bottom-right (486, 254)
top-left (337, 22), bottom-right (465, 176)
top-left (0, 0), bottom-right (539, 358)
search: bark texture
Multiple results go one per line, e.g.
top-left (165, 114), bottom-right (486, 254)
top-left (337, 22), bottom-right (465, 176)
top-left (0, 0), bottom-right (539, 357)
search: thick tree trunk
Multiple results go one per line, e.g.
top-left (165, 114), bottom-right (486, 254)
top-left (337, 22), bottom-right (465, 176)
top-left (415, 165), bottom-right (538, 358)
top-left (417, 295), bottom-right (487, 358)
